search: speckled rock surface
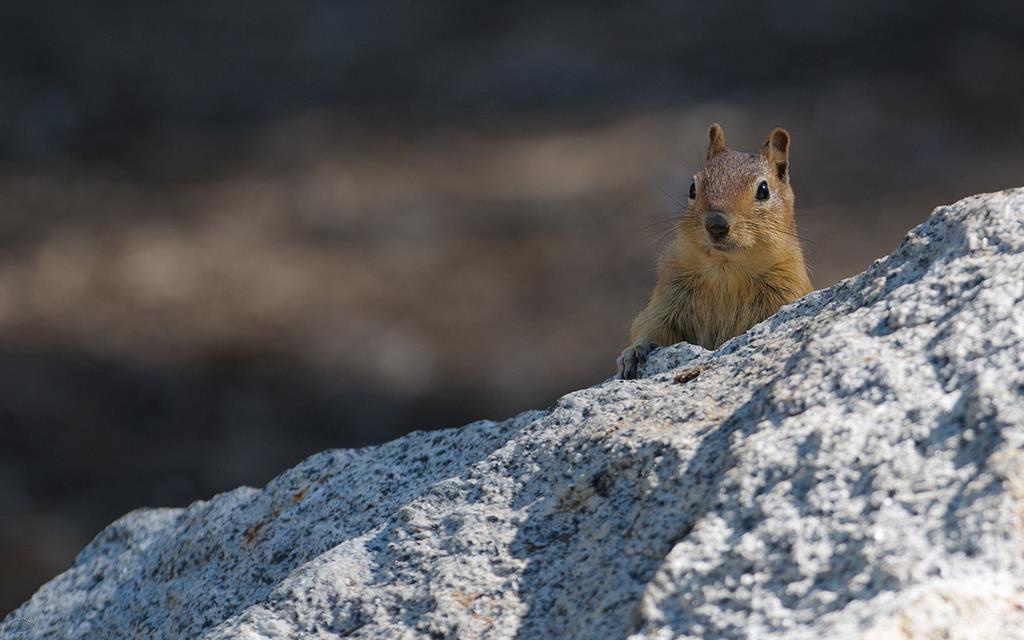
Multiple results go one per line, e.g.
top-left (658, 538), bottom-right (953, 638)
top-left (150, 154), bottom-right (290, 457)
top-left (4, 188), bottom-right (1024, 639)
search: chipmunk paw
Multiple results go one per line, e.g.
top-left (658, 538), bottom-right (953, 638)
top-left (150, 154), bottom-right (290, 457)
top-left (616, 340), bottom-right (658, 380)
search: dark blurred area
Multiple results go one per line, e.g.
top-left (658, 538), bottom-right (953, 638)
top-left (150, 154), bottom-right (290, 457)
top-left (2, 0), bottom-right (1023, 616)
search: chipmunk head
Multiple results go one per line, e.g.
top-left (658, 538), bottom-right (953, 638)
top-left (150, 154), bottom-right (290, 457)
top-left (682, 123), bottom-right (796, 258)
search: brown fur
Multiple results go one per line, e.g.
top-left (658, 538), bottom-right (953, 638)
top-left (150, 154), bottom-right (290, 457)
top-left (618, 123), bottom-right (812, 378)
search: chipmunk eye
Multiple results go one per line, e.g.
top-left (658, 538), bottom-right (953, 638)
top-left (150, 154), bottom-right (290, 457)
top-left (689, 181), bottom-right (696, 199)
top-left (756, 180), bottom-right (770, 201)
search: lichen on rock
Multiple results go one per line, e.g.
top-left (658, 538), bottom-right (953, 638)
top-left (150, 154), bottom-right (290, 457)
top-left (3, 188), bottom-right (1024, 640)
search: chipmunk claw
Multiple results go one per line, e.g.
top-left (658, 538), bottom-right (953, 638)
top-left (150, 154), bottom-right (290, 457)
top-left (616, 340), bottom-right (658, 380)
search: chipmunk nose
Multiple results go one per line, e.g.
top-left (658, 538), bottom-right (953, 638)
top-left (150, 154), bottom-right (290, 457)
top-left (704, 211), bottom-right (730, 240)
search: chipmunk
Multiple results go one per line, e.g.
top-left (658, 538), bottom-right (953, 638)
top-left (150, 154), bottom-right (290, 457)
top-left (617, 123), bottom-right (812, 379)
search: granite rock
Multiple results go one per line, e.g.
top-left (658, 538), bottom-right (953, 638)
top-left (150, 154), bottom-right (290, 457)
top-left (3, 188), bottom-right (1024, 639)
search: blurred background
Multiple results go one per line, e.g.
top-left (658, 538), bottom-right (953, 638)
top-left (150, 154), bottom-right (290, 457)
top-left (2, 0), bottom-right (1023, 615)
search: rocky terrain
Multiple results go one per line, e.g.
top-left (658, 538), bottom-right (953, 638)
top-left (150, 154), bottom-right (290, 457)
top-left (5, 0), bottom-right (1024, 614)
top-left (3, 188), bottom-right (1023, 638)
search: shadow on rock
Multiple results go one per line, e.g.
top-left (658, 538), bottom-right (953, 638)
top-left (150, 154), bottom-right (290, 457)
top-left (509, 429), bottom-right (691, 639)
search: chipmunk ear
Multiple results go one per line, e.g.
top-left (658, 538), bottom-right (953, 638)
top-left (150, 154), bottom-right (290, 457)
top-left (706, 123), bottom-right (726, 161)
top-left (762, 128), bottom-right (790, 182)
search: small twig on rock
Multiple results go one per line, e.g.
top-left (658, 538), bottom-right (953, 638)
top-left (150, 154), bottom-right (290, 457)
top-left (674, 365), bottom-right (709, 385)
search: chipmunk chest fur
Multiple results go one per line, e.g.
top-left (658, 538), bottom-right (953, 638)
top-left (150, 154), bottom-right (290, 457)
top-left (658, 255), bottom-right (800, 349)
